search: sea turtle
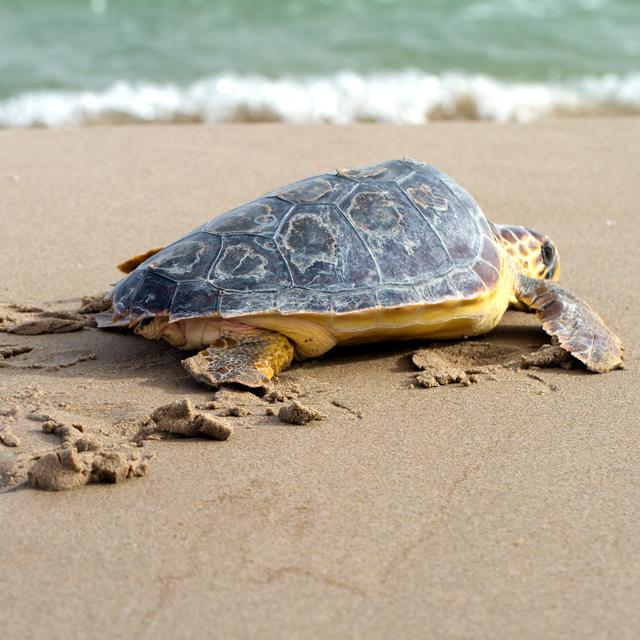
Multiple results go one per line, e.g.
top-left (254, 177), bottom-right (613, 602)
top-left (107, 159), bottom-right (624, 387)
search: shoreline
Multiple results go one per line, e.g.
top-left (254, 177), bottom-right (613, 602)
top-left (3, 70), bottom-right (640, 127)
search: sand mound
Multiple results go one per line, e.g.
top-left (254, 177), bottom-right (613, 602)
top-left (411, 340), bottom-right (578, 389)
top-left (148, 399), bottom-right (233, 441)
top-left (278, 401), bottom-right (326, 425)
top-left (29, 447), bottom-right (150, 491)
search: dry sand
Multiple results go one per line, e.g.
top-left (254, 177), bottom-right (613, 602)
top-left (0, 120), bottom-right (639, 638)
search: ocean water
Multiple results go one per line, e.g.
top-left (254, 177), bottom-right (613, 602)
top-left (1, 0), bottom-right (639, 126)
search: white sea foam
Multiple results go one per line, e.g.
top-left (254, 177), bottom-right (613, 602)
top-left (1, 70), bottom-right (640, 128)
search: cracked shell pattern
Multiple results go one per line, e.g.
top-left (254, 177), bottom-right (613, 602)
top-left (109, 158), bottom-right (499, 320)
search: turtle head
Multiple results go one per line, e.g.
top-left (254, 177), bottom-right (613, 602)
top-left (493, 223), bottom-right (560, 282)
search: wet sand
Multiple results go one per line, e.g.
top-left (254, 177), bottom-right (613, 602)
top-left (1, 120), bottom-right (639, 638)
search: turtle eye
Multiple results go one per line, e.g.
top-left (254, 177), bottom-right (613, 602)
top-left (541, 240), bottom-right (555, 266)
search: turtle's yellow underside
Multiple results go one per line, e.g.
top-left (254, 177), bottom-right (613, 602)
top-left (243, 272), bottom-right (513, 358)
top-left (154, 258), bottom-right (515, 360)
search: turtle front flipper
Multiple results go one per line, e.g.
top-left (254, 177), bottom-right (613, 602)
top-left (516, 275), bottom-right (624, 373)
top-left (181, 329), bottom-right (295, 388)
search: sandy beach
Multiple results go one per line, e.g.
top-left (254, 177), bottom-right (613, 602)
top-left (1, 120), bottom-right (639, 638)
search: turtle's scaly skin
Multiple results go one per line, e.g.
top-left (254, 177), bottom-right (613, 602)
top-left (110, 159), bottom-right (503, 325)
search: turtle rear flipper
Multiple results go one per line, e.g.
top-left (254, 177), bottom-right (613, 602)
top-left (181, 329), bottom-right (295, 388)
top-left (117, 247), bottom-right (165, 274)
top-left (517, 275), bottom-right (624, 373)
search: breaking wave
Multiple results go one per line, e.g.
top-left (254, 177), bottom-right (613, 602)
top-left (1, 70), bottom-right (640, 127)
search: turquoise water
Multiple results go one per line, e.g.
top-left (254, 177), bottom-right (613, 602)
top-left (1, 0), bottom-right (639, 125)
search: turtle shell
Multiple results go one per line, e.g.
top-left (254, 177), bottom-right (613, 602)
top-left (109, 159), bottom-right (501, 321)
